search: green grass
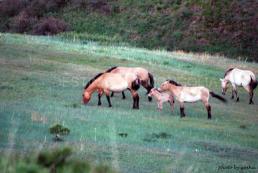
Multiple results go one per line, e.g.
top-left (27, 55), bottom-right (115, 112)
top-left (0, 33), bottom-right (258, 173)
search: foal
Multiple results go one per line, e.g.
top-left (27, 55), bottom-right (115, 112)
top-left (148, 88), bottom-right (174, 111)
top-left (159, 80), bottom-right (227, 119)
top-left (220, 68), bottom-right (257, 104)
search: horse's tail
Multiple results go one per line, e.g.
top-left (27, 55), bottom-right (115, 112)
top-left (249, 77), bottom-right (258, 90)
top-left (148, 72), bottom-right (154, 89)
top-left (210, 91), bottom-right (227, 103)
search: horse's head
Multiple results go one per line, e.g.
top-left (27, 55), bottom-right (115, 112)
top-left (148, 88), bottom-right (156, 97)
top-left (220, 78), bottom-right (229, 95)
top-left (82, 91), bottom-right (91, 104)
top-left (159, 81), bottom-right (170, 91)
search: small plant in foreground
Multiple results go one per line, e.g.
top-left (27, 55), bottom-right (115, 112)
top-left (49, 124), bottom-right (70, 142)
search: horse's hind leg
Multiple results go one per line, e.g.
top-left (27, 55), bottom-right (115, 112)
top-left (130, 90), bottom-right (139, 109)
top-left (202, 98), bottom-right (211, 119)
top-left (141, 80), bottom-right (152, 102)
top-left (249, 90), bottom-right (254, 104)
top-left (205, 104), bottom-right (212, 119)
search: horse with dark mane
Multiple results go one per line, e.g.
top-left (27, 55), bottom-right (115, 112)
top-left (82, 72), bottom-right (141, 109)
top-left (220, 68), bottom-right (257, 104)
top-left (106, 66), bottom-right (154, 101)
top-left (159, 80), bottom-right (227, 119)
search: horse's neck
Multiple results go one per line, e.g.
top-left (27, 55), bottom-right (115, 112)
top-left (86, 83), bottom-right (98, 94)
top-left (169, 86), bottom-right (181, 97)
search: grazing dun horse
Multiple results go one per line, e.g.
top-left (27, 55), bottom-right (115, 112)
top-left (148, 88), bottom-right (174, 111)
top-left (220, 68), bottom-right (257, 104)
top-left (106, 66), bottom-right (154, 101)
top-left (82, 72), bottom-right (140, 109)
top-left (159, 80), bottom-right (227, 119)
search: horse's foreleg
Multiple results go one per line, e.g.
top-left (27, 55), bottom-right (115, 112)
top-left (106, 95), bottom-right (112, 107)
top-left (97, 89), bottom-right (103, 106)
top-left (104, 90), bottom-right (112, 107)
top-left (111, 92), bottom-right (114, 97)
top-left (98, 93), bottom-right (102, 106)
top-left (158, 101), bottom-right (162, 111)
top-left (179, 102), bottom-right (186, 118)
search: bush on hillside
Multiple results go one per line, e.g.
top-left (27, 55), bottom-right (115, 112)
top-left (9, 11), bottom-right (37, 33)
top-left (33, 17), bottom-right (69, 35)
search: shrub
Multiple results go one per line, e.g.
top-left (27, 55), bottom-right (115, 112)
top-left (9, 11), bottom-right (37, 33)
top-left (33, 17), bottom-right (69, 35)
top-left (0, 0), bottom-right (26, 17)
top-left (49, 124), bottom-right (70, 141)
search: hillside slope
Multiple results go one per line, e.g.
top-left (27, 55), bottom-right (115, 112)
top-left (0, 0), bottom-right (257, 60)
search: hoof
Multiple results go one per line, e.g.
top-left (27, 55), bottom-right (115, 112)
top-left (236, 97), bottom-right (239, 102)
top-left (148, 97), bottom-right (152, 102)
top-left (231, 96), bottom-right (234, 99)
top-left (249, 101), bottom-right (254, 104)
top-left (122, 97), bottom-right (126, 100)
top-left (98, 103), bottom-right (101, 106)
top-left (109, 105), bottom-right (112, 107)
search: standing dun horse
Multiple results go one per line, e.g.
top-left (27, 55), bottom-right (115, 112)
top-left (82, 72), bottom-right (140, 109)
top-left (106, 66), bottom-right (154, 101)
top-left (159, 80), bottom-right (227, 119)
top-left (220, 68), bottom-right (257, 104)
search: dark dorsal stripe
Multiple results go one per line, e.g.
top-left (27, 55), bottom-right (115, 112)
top-left (167, 80), bottom-right (182, 86)
top-left (106, 66), bottom-right (118, 72)
top-left (224, 68), bottom-right (234, 77)
top-left (154, 88), bottom-right (161, 93)
top-left (84, 73), bottom-right (104, 89)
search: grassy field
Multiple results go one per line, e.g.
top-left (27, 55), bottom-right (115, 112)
top-left (0, 33), bottom-right (258, 173)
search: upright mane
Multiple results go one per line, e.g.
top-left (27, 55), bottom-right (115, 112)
top-left (167, 80), bottom-right (182, 86)
top-left (84, 73), bottom-right (104, 89)
top-left (106, 66), bottom-right (118, 72)
top-left (224, 68), bottom-right (234, 77)
top-left (153, 88), bottom-right (161, 93)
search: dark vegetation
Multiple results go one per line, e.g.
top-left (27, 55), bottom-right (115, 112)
top-left (0, 148), bottom-right (116, 173)
top-left (0, 0), bottom-right (257, 60)
top-left (49, 124), bottom-right (70, 141)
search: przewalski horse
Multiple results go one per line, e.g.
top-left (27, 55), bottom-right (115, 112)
top-left (159, 80), bottom-right (227, 119)
top-left (106, 66), bottom-right (154, 101)
top-left (148, 88), bottom-right (174, 111)
top-left (220, 68), bottom-right (257, 104)
top-left (82, 72), bottom-right (140, 109)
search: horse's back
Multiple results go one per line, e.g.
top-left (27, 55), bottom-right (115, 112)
top-left (102, 73), bottom-right (128, 91)
top-left (230, 68), bottom-right (256, 86)
top-left (114, 67), bottom-right (149, 80)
